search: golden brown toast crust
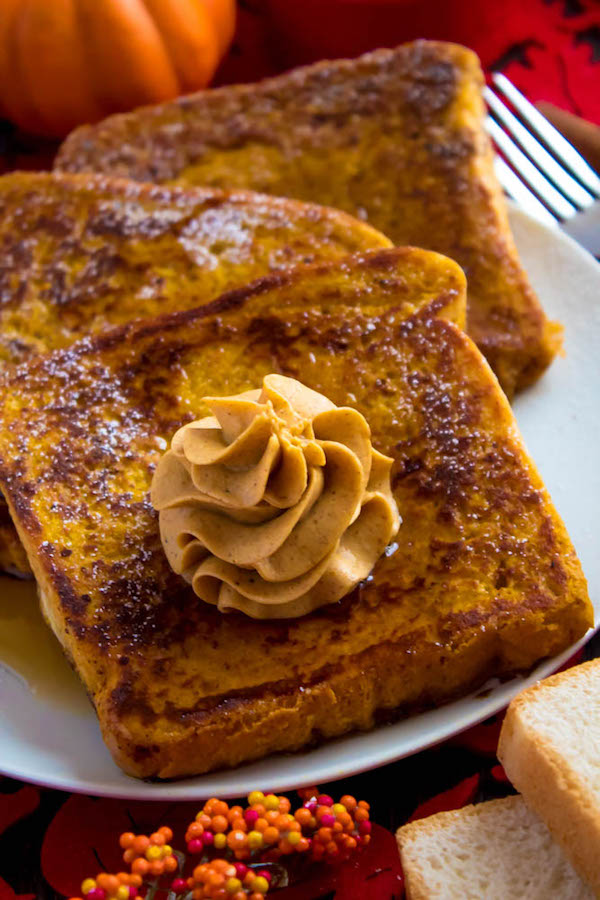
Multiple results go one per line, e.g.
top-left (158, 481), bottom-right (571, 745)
top-left (55, 40), bottom-right (561, 397)
top-left (0, 170), bottom-right (390, 575)
top-left (0, 250), bottom-right (589, 779)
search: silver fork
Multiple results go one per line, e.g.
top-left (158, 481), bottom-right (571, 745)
top-left (485, 72), bottom-right (600, 257)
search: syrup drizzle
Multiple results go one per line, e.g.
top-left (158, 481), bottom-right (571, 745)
top-left (0, 576), bottom-right (90, 711)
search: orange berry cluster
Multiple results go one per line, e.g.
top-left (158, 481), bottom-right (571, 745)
top-left (119, 826), bottom-right (179, 878)
top-left (185, 793), bottom-right (310, 862)
top-left (185, 789), bottom-right (370, 865)
top-left (187, 859), bottom-right (271, 900)
top-left (296, 788), bottom-right (371, 862)
top-left (68, 787), bottom-right (371, 900)
top-left (68, 871), bottom-right (143, 900)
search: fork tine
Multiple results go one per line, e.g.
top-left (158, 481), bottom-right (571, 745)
top-left (493, 156), bottom-right (558, 227)
top-left (485, 87), bottom-right (595, 209)
top-left (492, 73), bottom-right (600, 195)
top-left (486, 117), bottom-right (576, 219)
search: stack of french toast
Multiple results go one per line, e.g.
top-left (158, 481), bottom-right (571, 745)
top-left (0, 40), bottom-right (591, 779)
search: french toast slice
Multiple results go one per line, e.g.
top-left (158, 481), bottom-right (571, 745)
top-left (0, 171), bottom-right (391, 366)
top-left (0, 170), bottom-right (390, 575)
top-left (0, 249), bottom-right (589, 779)
top-left (55, 40), bottom-right (561, 397)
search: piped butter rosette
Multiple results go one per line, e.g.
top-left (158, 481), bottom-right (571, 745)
top-left (151, 374), bottom-right (400, 619)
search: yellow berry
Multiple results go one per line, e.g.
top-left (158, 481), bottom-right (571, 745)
top-left (332, 803), bottom-right (346, 815)
top-left (248, 791), bottom-right (265, 806)
top-left (162, 845), bottom-right (173, 858)
top-left (251, 876), bottom-right (270, 894)
top-left (146, 845), bottom-right (162, 861)
top-left (214, 833), bottom-right (227, 850)
top-left (264, 794), bottom-right (279, 811)
top-left (287, 830), bottom-right (301, 846)
top-left (81, 880), bottom-right (96, 895)
top-left (116, 887), bottom-right (129, 900)
top-left (247, 830), bottom-right (264, 849)
top-left (225, 878), bottom-right (242, 894)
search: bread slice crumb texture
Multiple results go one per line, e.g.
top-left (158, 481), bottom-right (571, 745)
top-left (397, 796), bottom-right (594, 899)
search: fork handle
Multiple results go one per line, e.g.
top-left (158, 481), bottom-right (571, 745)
top-left (561, 203), bottom-right (600, 258)
top-left (536, 103), bottom-right (600, 175)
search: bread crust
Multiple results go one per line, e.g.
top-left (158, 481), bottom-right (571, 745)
top-left (0, 251), bottom-right (590, 778)
top-left (499, 661), bottom-right (600, 894)
top-left (55, 40), bottom-right (561, 396)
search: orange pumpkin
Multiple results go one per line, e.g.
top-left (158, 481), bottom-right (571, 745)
top-left (0, 0), bottom-right (236, 138)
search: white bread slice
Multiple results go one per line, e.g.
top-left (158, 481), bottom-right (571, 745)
top-left (396, 795), bottom-right (593, 899)
top-left (498, 659), bottom-right (600, 895)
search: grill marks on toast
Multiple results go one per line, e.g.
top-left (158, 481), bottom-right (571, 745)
top-left (55, 40), bottom-right (561, 397)
top-left (0, 252), bottom-right (590, 778)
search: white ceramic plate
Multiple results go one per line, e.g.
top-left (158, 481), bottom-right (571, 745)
top-left (0, 207), bottom-right (598, 800)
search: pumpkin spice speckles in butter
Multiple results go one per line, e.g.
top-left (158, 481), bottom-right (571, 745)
top-left (151, 374), bottom-right (400, 619)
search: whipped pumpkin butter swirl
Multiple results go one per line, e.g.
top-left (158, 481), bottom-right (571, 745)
top-left (151, 374), bottom-right (400, 619)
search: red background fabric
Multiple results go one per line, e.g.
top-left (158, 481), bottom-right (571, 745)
top-left (216, 0), bottom-right (600, 123)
